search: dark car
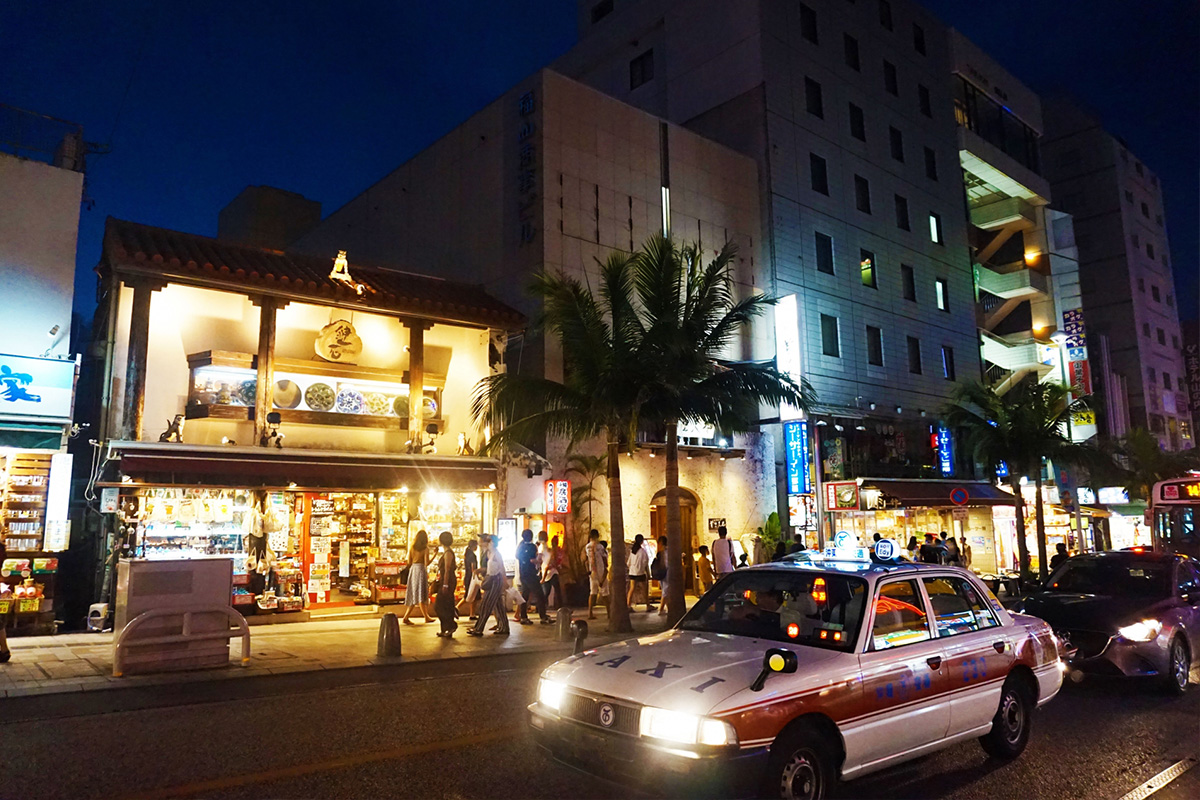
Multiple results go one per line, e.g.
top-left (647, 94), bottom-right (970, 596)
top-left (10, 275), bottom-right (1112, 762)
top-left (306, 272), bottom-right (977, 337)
top-left (1019, 551), bottom-right (1200, 694)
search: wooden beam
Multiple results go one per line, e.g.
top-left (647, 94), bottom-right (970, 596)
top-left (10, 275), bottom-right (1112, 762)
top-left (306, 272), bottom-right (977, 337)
top-left (120, 279), bottom-right (162, 440)
top-left (252, 296), bottom-right (278, 441)
top-left (404, 319), bottom-right (432, 446)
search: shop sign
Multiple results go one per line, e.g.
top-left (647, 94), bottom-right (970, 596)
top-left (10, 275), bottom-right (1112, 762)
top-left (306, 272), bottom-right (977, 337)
top-left (783, 420), bottom-right (811, 494)
top-left (774, 294), bottom-right (804, 420)
top-left (825, 481), bottom-right (859, 510)
top-left (951, 507), bottom-right (969, 521)
top-left (788, 494), bottom-right (815, 528)
top-left (544, 479), bottom-right (570, 514)
top-left (101, 487), bottom-right (120, 514)
top-left (936, 425), bottom-right (954, 476)
top-left (0, 353), bottom-right (76, 420)
top-left (995, 461), bottom-right (1009, 478)
top-left (1068, 359), bottom-right (1092, 397)
top-left (338, 540), bottom-right (350, 577)
top-left (1185, 342), bottom-right (1200, 415)
top-left (310, 536), bottom-right (331, 555)
top-left (1098, 486), bottom-right (1129, 505)
top-left (311, 497), bottom-right (334, 516)
top-left (824, 437), bottom-right (845, 480)
top-left (678, 420), bottom-right (716, 440)
top-left (308, 563), bottom-right (331, 593)
top-left (707, 518), bottom-right (726, 531)
top-left (1077, 487), bottom-right (1095, 505)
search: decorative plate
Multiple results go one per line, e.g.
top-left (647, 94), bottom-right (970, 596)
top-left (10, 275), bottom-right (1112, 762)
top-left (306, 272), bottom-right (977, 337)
top-left (421, 396), bottom-right (438, 419)
top-left (305, 383), bottom-right (336, 412)
top-left (392, 395), bottom-right (410, 419)
top-left (273, 380), bottom-right (302, 409)
top-left (237, 380), bottom-right (257, 406)
top-left (336, 389), bottom-right (366, 414)
top-left (364, 392), bottom-right (390, 416)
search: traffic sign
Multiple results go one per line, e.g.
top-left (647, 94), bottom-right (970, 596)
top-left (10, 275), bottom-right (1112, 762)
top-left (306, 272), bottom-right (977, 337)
top-left (949, 487), bottom-right (970, 505)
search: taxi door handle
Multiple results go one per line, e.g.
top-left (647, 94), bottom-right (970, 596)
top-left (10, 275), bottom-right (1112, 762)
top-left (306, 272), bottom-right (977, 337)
top-left (926, 656), bottom-right (942, 669)
top-left (993, 641), bottom-right (1006, 654)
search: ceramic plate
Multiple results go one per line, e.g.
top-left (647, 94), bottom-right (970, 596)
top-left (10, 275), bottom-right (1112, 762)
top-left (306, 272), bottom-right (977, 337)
top-left (237, 380), bottom-right (257, 406)
top-left (305, 383), bottom-right (335, 412)
top-left (392, 395), bottom-right (410, 419)
top-left (364, 392), bottom-right (390, 416)
top-left (421, 396), bottom-right (438, 419)
top-left (336, 389), bottom-right (366, 414)
top-left (273, 380), bottom-right (302, 409)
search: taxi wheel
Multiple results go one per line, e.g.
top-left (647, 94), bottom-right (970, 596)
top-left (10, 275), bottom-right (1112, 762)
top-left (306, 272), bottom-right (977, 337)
top-left (765, 725), bottom-right (837, 800)
top-left (978, 676), bottom-right (1033, 760)
top-left (1162, 637), bottom-right (1190, 695)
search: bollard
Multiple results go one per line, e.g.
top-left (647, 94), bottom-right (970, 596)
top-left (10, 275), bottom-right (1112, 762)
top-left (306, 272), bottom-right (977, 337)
top-left (571, 619), bottom-right (589, 655)
top-left (377, 612), bottom-right (402, 658)
top-left (555, 607), bottom-right (573, 642)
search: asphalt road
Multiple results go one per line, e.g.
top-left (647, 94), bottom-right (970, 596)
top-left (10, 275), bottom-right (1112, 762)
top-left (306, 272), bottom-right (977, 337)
top-left (2, 652), bottom-right (1197, 800)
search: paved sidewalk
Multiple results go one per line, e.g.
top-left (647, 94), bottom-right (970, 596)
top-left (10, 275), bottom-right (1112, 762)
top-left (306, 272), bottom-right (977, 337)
top-left (0, 608), bottom-right (674, 699)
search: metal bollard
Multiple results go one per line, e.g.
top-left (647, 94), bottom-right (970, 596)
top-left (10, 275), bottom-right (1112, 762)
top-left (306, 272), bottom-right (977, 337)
top-left (555, 607), bottom-right (573, 642)
top-left (571, 619), bottom-right (589, 655)
top-left (377, 612), bottom-right (402, 658)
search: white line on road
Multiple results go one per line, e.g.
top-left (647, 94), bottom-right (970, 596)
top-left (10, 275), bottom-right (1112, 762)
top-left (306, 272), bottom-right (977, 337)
top-left (1117, 757), bottom-right (1199, 800)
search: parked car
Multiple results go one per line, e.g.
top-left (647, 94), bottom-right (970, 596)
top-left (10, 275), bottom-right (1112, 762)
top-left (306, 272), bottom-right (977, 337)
top-left (530, 544), bottom-right (1065, 799)
top-left (1018, 550), bottom-right (1200, 694)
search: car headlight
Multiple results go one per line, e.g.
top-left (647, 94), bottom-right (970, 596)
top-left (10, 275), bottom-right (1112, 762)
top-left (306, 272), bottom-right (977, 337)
top-left (638, 706), bottom-right (737, 746)
top-left (1117, 619), bottom-right (1162, 642)
top-left (538, 678), bottom-right (566, 711)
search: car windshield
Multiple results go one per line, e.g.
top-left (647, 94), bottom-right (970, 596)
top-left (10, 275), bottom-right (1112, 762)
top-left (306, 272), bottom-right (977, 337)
top-left (678, 570), bottom-right (868, 652)
top-left (1045, 558), bottom-right (1172, 598)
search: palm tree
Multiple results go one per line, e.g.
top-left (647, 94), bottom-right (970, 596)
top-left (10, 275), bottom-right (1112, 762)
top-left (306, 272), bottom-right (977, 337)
top-left (565, 452), bottom-right (608, 583)
top-left (472, 253), bottom-right (650, 634)
top-left (1116, 428), bottom-right (1199, 500)
top-left (944, 381), bottom-right (1092, 581)
top-left (633, 236), bottom-right (813, 623)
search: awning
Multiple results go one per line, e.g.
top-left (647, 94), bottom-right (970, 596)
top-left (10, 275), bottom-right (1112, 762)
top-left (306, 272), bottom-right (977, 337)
top-left (101, 441), bottom-right (500, 492)
top-left (860, 479), bottom-right (1016, 508)
top-left (0, 421), bottom-right (66, 451)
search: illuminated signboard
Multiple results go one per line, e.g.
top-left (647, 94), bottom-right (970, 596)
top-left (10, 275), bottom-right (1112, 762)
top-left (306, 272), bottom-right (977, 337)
top-left (936, 425), bottom-right (954, 476)
top-left (1077, 487), bottom-right (1095, 505)
top-left (825, 482), bottom-right (859, 510)
top-left (1097, 486), bottom-right (1130, 505)
top-left (0, 353), bottom-right (77, 421)
top-left (1161, 482), bottom-right (1200, 501)
top-left (775, 294), bottom-right (803, 420)
top-left (783, 420), bottom-right (811, 495)
top-left (544, 479), bottom-right (571, 514)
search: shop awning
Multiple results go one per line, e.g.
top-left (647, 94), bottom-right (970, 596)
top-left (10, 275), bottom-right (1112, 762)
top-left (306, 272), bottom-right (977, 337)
top-left (100, 441), bottom-right (500, 492)
top-left (860, 479), bottom-right (1016, 508)
top-left (0, 421), bottom-right (66, 451)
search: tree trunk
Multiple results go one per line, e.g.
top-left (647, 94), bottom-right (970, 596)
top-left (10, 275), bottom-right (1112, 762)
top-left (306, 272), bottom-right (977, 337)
top-left (663, 420), bottom-right (687, 625)
top-left (1034, 471), bottom-right (1049, 581)
top-left (1008, 476), bottom-right (1030, 578)
top-left (605, 437), bottom-right (633, 633)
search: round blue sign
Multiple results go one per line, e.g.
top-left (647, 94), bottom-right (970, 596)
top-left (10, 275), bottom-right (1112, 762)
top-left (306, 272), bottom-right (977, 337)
top-left (950, 487), bottom-right (970, 505)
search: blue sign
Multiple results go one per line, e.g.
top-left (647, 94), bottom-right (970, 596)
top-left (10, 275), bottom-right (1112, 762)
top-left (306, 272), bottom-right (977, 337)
top-left (936, 425), bottom-right (954, 476)
top-left (784, 420), bottom-right (811, 494)
top-left (996, 461), bottom-right (1009, 478)
top-left (0, 353), bottom-right (76, 420)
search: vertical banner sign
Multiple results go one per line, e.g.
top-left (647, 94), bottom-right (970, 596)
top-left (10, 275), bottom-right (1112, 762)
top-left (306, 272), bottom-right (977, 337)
top-left (774, 295), bottom-right (803, 420)
top-left (544, 480), bottom-right (570, 514)
top-left (1184, 339), bottom-right (1200, 433)
top-left (936, 425), bottom-right (954, 476)
top-left (783, 420), bottom-right (811, 494)
top-left (1061, 309), bottom-right (1092, 395)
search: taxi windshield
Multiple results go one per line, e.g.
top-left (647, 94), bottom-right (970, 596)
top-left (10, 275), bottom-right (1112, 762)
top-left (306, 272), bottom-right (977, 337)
top-left (678, 571), bottom-right (868, 652)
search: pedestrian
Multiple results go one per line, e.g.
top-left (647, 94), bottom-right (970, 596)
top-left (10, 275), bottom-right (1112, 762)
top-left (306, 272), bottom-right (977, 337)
top-left (433, 531), bottom-right (458, 638)
top-left (0, 539), bottom-right (10, 664)
top-left (627, 534), bottom-right (653, 612)
top-left (935, 531), bottom-right (951, 565)
top-left (786, 533), bottom-right (807, 555)
top-left (653, 536), bottom-right (669, 617)
top-left (402, 529), bottom-right (436, 624)
top-left (712, 525), bottom-right (735, 579)
top-left (905, 535), bottom-right (919, 560)
top-left (467, 534), bottom-right (510, 636)
top-left (1049, 542), bottom-right (1069, 572)
top-left (457, 538), bottom-right (481, 619)
top-left (959, 536), bottom-right (973, 569)
top-left (541, 533), bottom-right (564, 611)
top-left (585, 529), bottom-right (608, 620)
top-left (696, 545), bottom-right (715, 593)
top-left (771, 541), bottom-right (787, 561)
top-left (945, 535), bottom-right (961, 567)
top-left (515, 529), bottom-right (550, 625)
top-left (919, 533), bottom-right (941, 564)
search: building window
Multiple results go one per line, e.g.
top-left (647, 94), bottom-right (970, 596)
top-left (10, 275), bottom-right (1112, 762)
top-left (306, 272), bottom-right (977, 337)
top-left (913, 22), bottom-right (926, 54)
top-left (844, 33), bottom-right (860, 70)
top-left (867, 325), bottom-right (884, 366)
top-left (821, 314), bottom-right (840, 357)
top-left (1124, 190), bottom-right (1134, 203)
top-left (1157, 329), bottom-right (1166, 345)
top-left (935, 278), bottom-right (948, 311)
top-left (894, 194), bottom-right (910, 230)
top-left (952, 76), bottom-right (1040, 173)
top-left (879, 0), bottom-right (894, 31)
top-left (1163, 254), bottom-right (1170, 268)
top-left (889, 126), bottom-right (905, 162)
top-left (1152, 285), bottom-right (1161, 302)
top-left (1179, 376), bottom-right (1186, 392)
top-left (1138, 277), bottom-right (1145, 292)
top-left (1164, 371), bottom-right (1172, 390)
top-left (924, 146), bottom-right (938, 180)
top-left (1167, 292), bottom-right (1174, 307)
top-left (1142, 322), bottom-right (1150, 337)
top-left (1136, 161), bottom-right (1144, 176)
top-left (883, 60), bottom-right (899, 95)
top-left (630, 50), bottom-right (654, 89)
top-left (800, 3), bottom-right (819, 44)
top-left (918, 84), bottom-right (932, 117)
top-left (810, 153), bottom-right (829, 195)
top-left (1147, 242), bottom-right (1155, 259)
top-left (1132, 233), bottom-right (1139, 248)
top-left (941, 345), bottom-right (956, 380)
top-left (901, 264), bottom-right (916, 301)
top-left (590, 0), bottom-right (614, 23)
top-left (860, 249), bottom-right (877, 288)
top-left (1141, 202), bottom-right (1150, 218)
top-left (928, 212), bottom-right (943, 244)
top-left (815, 231), bottom-right (835, 274)
top-left (854, 175), bottom-right (872, 213)
top-left (1173, 334), bottom-right (1180, 349)
top-left (805, 77), bottom-right (824, 118)
top-left (1156, 214), bottom-right (1163, 227)
top-left (907, 336), bottom-right (922, 374)
top-left (849, 102), bottom-right (866, 141)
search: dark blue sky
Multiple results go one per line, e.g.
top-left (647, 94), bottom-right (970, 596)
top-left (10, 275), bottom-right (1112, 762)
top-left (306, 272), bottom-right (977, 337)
top-left (3, 0), bottom-right (1195, 323)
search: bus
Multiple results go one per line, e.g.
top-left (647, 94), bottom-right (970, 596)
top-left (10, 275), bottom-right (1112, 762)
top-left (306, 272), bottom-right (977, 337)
top-left (1149, 477), bottom-right (1200, 559)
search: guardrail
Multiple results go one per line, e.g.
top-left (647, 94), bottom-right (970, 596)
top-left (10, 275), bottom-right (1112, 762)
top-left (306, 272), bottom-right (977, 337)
top-left (113, 606), bottom-right (251, 677)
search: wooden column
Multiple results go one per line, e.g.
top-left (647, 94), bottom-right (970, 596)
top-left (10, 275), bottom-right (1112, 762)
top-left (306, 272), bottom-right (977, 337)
top-left (404, 320), bottom-right (431, 444)
top-left (252, 296), bottom-right (281, 442)
top-left (121, 279), bottom-right (161, 440)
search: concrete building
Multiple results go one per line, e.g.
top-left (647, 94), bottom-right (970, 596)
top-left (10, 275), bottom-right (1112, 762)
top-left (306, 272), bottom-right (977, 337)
top-left (1041, 100), bottom-right (1192, 450)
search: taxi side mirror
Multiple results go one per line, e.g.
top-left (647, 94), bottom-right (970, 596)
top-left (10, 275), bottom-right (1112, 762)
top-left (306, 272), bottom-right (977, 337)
top-left (750, 648), bottom-right (798, 692)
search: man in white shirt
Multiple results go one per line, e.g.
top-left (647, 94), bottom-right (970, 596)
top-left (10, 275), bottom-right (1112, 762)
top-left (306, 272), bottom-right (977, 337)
top-left (467, 534), bottom-right (510, 636)
top-left (584, 529), bottom-right (608, 619)
top-left (711, 525), bottom-right (735, 580)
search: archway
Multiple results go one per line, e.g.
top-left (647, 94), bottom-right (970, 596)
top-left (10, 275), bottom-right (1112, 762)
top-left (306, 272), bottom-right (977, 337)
top-left (650, 487), bottom-right (700, 593)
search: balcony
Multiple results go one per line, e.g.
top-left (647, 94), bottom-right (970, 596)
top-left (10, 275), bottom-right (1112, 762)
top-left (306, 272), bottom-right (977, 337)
top-left (958, 127), bottom-right (1050, 205)
top-left (980, 331), bottom-right (1054, 395)
top-left (976, 262), bottom-right (1048, 300)
top-left (970, 197), bottom-right (1036, 231)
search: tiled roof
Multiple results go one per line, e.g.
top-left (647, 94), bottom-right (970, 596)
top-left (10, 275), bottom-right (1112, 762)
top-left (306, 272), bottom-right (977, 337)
top-left (100, 217), bottom-right (525, 330)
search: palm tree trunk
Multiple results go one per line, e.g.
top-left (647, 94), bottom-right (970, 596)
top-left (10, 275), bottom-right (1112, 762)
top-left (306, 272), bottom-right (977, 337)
top-left (663, 420), bottom-right (687, 625)
top-left (1034, 471), bottom-right (1049, 582)
top-left (605, 437), bottom-right (633, 633)
top-left (1008, 476), bottom-right (1030, 578)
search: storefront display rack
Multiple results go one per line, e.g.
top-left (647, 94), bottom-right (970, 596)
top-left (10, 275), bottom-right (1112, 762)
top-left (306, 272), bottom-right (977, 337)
top-left (371, 561), bottom-right (406, 604)
top-left (1, 451), bottom-right (51, 552)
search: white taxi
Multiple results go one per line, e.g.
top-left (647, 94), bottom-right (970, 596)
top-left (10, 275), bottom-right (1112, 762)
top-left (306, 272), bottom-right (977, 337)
top-left (529, 541), bottom-right (1065, 799)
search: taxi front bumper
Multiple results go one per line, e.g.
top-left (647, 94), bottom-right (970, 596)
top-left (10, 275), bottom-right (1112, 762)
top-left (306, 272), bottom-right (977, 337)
top-left (528, 702), bottom-right (769, 798)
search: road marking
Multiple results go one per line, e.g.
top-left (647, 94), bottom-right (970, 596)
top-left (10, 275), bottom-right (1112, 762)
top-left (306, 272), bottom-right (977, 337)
top-left (1116, 757), bottom-right (1199, 800)
top-left (115, 729), bottom-right (511, 800)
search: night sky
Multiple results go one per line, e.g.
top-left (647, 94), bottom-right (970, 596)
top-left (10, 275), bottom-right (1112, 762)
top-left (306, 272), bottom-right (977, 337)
top-left (3, 0), bottom-right (1195, 325)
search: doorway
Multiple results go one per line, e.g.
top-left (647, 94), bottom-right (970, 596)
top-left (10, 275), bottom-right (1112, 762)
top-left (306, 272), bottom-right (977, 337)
top-left (650, 488), bottom-right (699, 593)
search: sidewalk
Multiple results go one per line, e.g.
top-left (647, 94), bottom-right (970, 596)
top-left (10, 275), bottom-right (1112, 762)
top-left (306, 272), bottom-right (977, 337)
top-left (0, 608), bottom-right (675, 699)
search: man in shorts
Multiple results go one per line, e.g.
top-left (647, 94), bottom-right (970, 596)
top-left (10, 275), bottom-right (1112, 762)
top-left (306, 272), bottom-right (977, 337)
top-left (585, 529), bottom-right (608, 619)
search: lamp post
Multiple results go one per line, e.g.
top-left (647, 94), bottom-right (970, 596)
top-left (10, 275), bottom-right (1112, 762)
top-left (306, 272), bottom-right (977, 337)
top-left (1050, 331), bottom-right (1086, 552)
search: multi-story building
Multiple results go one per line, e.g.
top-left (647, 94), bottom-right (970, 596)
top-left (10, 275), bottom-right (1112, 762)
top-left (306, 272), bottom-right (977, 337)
top-left (1041, 100), bottom-right (1192, 450)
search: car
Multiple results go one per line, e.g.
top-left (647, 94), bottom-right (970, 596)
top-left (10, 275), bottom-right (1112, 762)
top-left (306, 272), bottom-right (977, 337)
top-left (1018, 550), bottom-right (1200, 694)
top-left (529, 541), bottom-right (1065, 799)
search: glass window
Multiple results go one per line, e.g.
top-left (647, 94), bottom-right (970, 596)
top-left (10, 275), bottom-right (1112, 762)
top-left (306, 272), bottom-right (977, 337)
top-left (942, 345), bottom-right (956, 380)
top-left (871, 580), bottom-right (930, 650)
top-left (1147, 242), bottom-right (1155, 259)
top-left (894, 194), bottom-right (910, 230)
top-left (1125, 190), bottom-right (1134, 203)
top-left (1158, 329), bottom-right (1167, 345)
top-left (844, 33), bottom-right (860, 70)
top-left (883, 60), bottom-right (898, 95)
top-left (815, 231), bottom-right (835, 274)
top-left (860, 249), bottom-right (877, 288)
top-left (901, 264), bottom-right (916, 301)
top-left (810, 152), bottom-right (829, 194)
top-left (1152, 285), bottom-right (1161, 302)
top-left (929, 212), bottom-right (943, 244)
top-left (889, 126), bottom-right (905, 162)
top-left (918, 84), bottom-right (932, 117)
top-left (800, 3), bottom-right (819, 44)
top-left (878, 0), bottom-right (894, 31)
top-left (1047, 557), bottom-right (1172, 599)
top-left (866, 325), bottom-right (884, 366)
top-left (821, 314), bottom-right (840, 357)
top-left (630, 50), bottom-right (654, 89)
top-left (922, 577), bottom-right (998, 637)
top-left (913, 23), bottom-right (927, 55)
top-left (924, 146), bottom-right (938, 180)
top-left (1141, 202), bottom-right (1150, 218)
top-left (907, 336), bottom-right (922, 374)
top-left (855, 175), bottom-right (871, 213)
top-left (849, 103), bottom-right (866, 141)
top-left (1142, 323), bottom-right (1150, 337)
top-left (590, 0), bottom-right (613, 23)
top-left (679, 570), bottom-right (868, 652)
top-left (1163, 371), bottom-right (1171, 390)
top-left (935, 278), bottom-right (948, 311)
top-left (805, 77), bottom-right (824, 118)
top-left (1178, 561), bottom-right (1200, 598)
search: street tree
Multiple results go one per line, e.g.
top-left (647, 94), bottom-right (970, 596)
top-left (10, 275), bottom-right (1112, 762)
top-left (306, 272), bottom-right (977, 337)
top-left (1115, 428), bottom-right (1200, 500)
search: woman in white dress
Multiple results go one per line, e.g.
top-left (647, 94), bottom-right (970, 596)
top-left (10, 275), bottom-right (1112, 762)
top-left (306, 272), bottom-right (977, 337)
top-left (402, 529), bottom-right (436, 624)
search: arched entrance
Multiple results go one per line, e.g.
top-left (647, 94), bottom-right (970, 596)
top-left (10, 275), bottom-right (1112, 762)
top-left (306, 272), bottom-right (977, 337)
top-left (650, 488), bottom-right (699, 593)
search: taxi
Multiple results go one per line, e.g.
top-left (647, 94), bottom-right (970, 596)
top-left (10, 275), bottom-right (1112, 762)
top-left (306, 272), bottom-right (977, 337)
top-left (528, 539), bottom-right (1065, 799)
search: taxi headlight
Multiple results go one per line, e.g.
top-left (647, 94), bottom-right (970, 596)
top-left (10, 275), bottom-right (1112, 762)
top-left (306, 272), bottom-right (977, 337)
top-left (538, 679), bottom-right (566, 712)
top-left (1116, 619), bottom-right (1161, 642)
top-left (638, 706), bottom-right (737, 746)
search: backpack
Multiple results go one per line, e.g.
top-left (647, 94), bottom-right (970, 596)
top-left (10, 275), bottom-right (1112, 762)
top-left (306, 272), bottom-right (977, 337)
top-left (650, 552), bottom-right (667, 581)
